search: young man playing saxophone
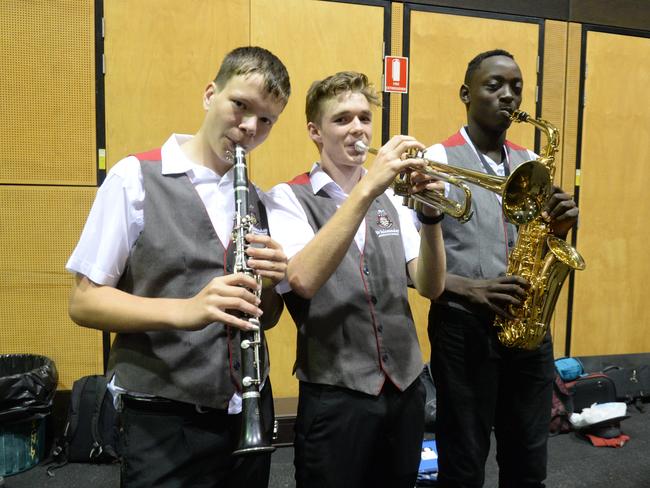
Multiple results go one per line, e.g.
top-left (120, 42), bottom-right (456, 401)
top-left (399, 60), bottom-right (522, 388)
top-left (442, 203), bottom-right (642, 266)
top-left (266, 71), bottom-right (446, 488)
top-left (66, 46), bottom-right (290, 488)
top-left (424, 49), bottom-right (579, 488)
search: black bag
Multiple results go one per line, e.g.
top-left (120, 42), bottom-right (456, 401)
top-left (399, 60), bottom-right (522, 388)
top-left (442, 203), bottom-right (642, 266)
top-left (47, 375), bottom-right (120, 475)
top-left (604, 365), bottom-right (650, 411)
top-left (565, 373), bottom-right (617, 413)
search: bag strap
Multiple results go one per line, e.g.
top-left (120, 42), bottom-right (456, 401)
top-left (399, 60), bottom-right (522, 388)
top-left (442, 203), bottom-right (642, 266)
top-left (89, 375), bottom-right (111, 460)
top-left (47, 376), bottom-right (94, 476)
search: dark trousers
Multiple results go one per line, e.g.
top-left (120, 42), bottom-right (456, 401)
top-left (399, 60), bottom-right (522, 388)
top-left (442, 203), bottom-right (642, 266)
top-left (118, 381), bottom-right (274, 488)
top-left (428, 303), bottom-right (554, 488)
top-left (294, 379), bottom-right (425, 488)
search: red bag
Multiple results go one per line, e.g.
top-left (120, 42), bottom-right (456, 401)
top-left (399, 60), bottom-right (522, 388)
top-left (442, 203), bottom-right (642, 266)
top-left (550, 373), bottom-right (574, 435)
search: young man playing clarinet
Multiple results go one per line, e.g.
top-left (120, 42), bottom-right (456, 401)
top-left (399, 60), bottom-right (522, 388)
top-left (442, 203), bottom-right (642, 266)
top-left (66, 46), bottom-right (290, 488)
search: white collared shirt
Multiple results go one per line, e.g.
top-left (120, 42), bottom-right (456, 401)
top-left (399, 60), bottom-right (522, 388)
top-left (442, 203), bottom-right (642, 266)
top-left (266, 163), bottom-right (421, 295)
top-left (66, 133), bottom-right (262, 414)
top-left (66, 134), bottom-right (245, 285)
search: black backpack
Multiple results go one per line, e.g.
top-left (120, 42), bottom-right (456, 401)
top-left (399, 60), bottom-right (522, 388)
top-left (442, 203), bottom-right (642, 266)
top-left (47, 375), bottom-right (120, 475)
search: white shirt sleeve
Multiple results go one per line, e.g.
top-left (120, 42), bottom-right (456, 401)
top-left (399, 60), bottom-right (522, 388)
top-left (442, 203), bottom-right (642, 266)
top-left (65, 156), bottom-right (144, 286)
top-left (263, 183), bottom-right (317, 294)
top-left (387, 190), bottom-right (421, 263)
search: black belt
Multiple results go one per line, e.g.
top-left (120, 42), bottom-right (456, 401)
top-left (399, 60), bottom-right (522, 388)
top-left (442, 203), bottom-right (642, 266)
top-left (122, 394), bottom-right (228, 416)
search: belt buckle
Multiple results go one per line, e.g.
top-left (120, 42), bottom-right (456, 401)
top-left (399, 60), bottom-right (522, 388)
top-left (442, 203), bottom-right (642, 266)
top-left (195, 404), bottom-right (209, 414)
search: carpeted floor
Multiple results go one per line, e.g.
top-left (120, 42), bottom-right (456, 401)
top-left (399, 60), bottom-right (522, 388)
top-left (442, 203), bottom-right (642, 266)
top-left (2, 407), bottom-right (648, 488)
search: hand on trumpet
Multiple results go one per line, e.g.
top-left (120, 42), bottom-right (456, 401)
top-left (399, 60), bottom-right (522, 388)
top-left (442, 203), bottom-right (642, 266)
top-left (355, 135), bottom-right (427, 199)
top-left (408, 171), bottom-right (446, 218)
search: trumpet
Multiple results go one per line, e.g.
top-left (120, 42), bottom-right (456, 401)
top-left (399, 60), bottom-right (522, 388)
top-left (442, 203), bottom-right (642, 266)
top-left (354, 140), bottom-right (552, 225)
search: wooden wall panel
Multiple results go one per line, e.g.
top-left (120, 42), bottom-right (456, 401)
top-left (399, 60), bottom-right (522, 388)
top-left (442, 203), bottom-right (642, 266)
top-left (250, 0), bottom-right (386, 399)
top-left (571, 31), bottom-right (650, 354)
top-left (0, 0), bottom-right (96, 185)
top-left (0, 187), bottom-right (102, 389)
top-left (541, 20), bottom-right (571, 356)
top-left (249, 0), bottom-right (385, 189)
top-left (104, 0), bottom-right (249, 168)
top-left (407, 10), bottom-right (540, 149)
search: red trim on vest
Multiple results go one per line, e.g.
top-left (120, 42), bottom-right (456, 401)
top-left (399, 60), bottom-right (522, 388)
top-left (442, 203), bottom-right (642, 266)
top-left (132, 148), bottom-right (162, 161)
top-left (441, 132), bottom-right (465, 148)
top-left (505, 140), bottom-right (526, 151)
top-left (287, 173), bottom-right (311, 185)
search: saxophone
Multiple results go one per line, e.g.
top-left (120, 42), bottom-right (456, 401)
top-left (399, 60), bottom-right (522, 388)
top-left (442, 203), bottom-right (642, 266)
top-left (494, 111), bottom-right (586, 350)
top-left (231, 145), bottom-right (275, 456)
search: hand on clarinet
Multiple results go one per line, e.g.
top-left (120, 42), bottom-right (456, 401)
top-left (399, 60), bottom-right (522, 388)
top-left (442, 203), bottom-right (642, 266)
top-left (245, 233), bottom-right (288, 287)
top-left (181, 273), bottom-right (263, 332)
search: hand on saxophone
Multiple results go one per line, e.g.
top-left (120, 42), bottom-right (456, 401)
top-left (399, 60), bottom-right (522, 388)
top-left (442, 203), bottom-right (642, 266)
top-left (542, 185), bottom-right (579, 239)
top-left (464, 275), bottom-right (530, 319)
top-left (179, 273), bottom-right (264, 332)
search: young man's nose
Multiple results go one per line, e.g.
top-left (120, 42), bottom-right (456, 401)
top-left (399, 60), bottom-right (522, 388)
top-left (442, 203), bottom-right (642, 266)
top-left (239, 115), bottom-right (257, 137)
top-left (499, 86), bottom-right (515, 102)
top-left (349, 117), bottom-right (364, 134)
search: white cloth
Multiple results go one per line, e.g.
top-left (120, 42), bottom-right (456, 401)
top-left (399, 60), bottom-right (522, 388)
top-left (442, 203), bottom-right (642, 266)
top-left (66, 133), bottom-right (261, 414)
top-left (266, 163), bottom-right (422, 295)
top-left (569, 402), bottom-right (628, 428)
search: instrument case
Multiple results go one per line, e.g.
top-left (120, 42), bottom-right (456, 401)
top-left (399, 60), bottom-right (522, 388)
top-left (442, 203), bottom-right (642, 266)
top-left (565, 373), bottom-right (617, 413)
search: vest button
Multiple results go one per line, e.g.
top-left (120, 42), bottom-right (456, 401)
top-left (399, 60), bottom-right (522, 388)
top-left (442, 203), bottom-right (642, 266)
top-left (377, 324), bottom-right (383, 333)
top-left (363, 266), bottom-right (370, 275)
top-left (233, 360), bottom-right (240, 371)
top-left (382, 354), bottom-right (389, 363)
top-left (371, 296), bottom-right (377, 304)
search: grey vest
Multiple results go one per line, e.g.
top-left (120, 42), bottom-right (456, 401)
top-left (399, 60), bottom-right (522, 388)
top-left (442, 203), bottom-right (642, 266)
top-left (108, 157), bottom-right (269, 409)
top-left (283, 174), bottom-right (423, 395)
top-left (437, 131), bottom-right (532, 315)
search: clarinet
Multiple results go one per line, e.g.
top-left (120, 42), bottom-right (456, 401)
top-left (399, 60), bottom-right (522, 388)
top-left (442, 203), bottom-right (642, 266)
top-left (231, 145), bottom-right (275, 456)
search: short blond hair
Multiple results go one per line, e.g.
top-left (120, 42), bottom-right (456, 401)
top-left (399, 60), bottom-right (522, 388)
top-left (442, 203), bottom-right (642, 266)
top-left (305, 71), bottom-right (380, 124)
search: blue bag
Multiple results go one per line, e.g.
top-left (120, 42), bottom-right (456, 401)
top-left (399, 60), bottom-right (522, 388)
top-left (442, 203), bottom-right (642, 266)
top-left (555, 357), bottom-right (585, 381)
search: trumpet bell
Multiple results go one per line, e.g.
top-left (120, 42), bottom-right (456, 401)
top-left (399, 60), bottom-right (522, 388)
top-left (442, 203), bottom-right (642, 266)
top-left (502, 160), bottom-right (553, 225)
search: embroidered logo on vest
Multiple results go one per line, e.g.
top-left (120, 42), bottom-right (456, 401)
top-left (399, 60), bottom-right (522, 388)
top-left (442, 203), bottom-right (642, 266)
top-left (374, 209), bottom-right (400, 237)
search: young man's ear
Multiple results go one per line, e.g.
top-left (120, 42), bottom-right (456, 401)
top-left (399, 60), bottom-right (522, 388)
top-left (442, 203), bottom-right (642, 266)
top-left (459, 84), bottom-right (470, 105)
top-left (203, 82), bottom-right (218, 110)
top-left (307, 121), bottom-right (322, 146)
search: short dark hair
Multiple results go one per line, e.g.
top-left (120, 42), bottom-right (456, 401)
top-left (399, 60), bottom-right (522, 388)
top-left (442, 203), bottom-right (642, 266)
top-left (214, 46), bottom-right (291, 104)
top-left (305, 71), bottom-right (380, 125)
top-left (464, 49), bottom-right (515, 85)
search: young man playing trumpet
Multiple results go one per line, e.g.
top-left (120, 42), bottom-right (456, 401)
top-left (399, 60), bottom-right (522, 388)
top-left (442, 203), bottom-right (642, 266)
top-left (266, 71), bottom-right (446, 488)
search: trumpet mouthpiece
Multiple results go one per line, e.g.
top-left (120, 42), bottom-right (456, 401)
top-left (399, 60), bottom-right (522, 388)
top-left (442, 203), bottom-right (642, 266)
top-left (354, 140), bottom-right (369, 154)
